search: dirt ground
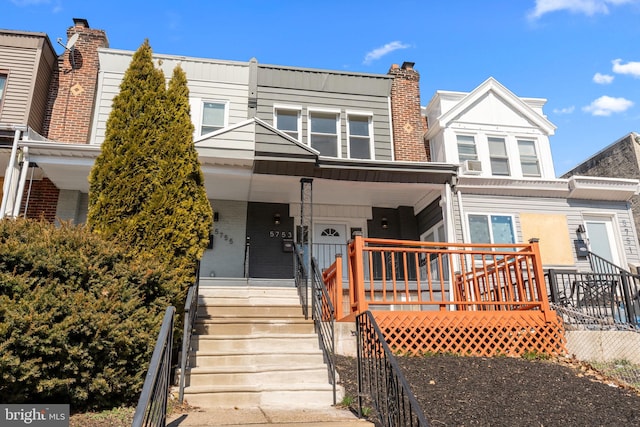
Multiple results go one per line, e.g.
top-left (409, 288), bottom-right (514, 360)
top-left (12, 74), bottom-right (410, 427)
top-left (336, 354), bottom-right (640, 426)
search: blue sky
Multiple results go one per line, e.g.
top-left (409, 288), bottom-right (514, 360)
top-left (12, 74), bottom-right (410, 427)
top-left (3, 0), bottom-right (640, 176)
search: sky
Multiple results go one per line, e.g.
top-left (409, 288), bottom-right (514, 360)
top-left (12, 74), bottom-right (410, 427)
top-left (3, 0), bottom-right (640, 176)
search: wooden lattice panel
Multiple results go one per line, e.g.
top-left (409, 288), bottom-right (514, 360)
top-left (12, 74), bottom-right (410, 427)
top-left (373, 310), bottom-right (566, 357)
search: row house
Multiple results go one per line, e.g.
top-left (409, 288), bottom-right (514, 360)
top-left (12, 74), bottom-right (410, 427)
top-left (1, 19), bottom-right (639, 281)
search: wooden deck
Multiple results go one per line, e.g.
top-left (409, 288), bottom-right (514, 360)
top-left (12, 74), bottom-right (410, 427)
top-left (323, 236), bottom-right (566, 356)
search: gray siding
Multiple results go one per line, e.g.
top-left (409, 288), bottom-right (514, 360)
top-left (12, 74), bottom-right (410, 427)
top-left (453, 193), bottom-right (640, 269)
top-left (256, 65), bottom-right (394, 161)
top-left (417, 197), bottom-right (443, 236)
top-left (0, 36), bottom-right (39, 125)
top-left (92, 50), bottom-right (250, 145)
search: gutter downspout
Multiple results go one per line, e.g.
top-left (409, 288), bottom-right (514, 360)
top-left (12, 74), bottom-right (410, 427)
top-left (13, 146), bottom-right (30, 218)
top-left (0, 129), bottom-right (22, 219)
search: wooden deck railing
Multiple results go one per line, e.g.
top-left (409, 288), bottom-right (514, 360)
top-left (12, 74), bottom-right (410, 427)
top-left (325, 235), bottom-right (565, 356)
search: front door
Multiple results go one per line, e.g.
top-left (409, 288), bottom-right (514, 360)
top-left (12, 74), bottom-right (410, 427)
top-left (584, 216), bottom-right (622, 266)
top-left (313, 223), bottom-right (348, 271)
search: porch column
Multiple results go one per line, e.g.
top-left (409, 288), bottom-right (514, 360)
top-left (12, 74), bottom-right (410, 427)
top-left (300, 178), bottom-right (313, 277)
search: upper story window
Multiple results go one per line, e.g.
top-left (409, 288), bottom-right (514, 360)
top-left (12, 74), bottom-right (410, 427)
top-left (0, 74), bottom-right (6, 106)
top-left (488, 137), bottom-right (510, 176)
top-left (347, 114), bottom-right (373, 159)
top-left (457, 135), bottom-right (478, 162)
top-left (274, 107), bottom-right (301, 140)
top-left (309, 111), bottom-right (339, 157)
top-left (201, 101), bottom-right (228, 135)
top-left (517, 139), bottom-right (541, 177)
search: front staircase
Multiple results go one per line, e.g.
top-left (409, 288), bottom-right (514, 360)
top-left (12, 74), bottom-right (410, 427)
top-left (181, 280), bottom-right (342, 409)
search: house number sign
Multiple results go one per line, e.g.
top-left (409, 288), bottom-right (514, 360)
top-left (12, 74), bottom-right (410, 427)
top-left (270, 231), bottom-right (293, 238)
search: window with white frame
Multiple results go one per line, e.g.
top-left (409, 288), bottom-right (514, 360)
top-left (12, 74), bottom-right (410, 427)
top-left (517, 139), bottom-right (541, 177)
top-left (200, 101), bottom-right (227, 135)
top-left (309, 111), bottom-right (339, 157)
top-left (488, 137), bottom-right (510, 176)
top-left (0, 74), bottom-right (6, 106)
top-left (347, 114), bottom-right (372, 159)
top-left (468, 214), bottom-right (515, 245)
top-left (274, 107), bottom-right (301, 140)
top-left (457, 135), bottom-right (478, 162)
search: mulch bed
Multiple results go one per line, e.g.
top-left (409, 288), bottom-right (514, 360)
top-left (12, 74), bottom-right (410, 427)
top-left (336, 354), bottom-right (640, 426)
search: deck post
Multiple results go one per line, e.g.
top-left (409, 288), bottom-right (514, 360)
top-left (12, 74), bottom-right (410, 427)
top-left (529, 238), bottom-right (552, 321)
top-left (351, 233), bottom-right (367, 314)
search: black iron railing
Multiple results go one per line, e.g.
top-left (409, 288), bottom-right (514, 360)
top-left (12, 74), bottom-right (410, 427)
top-left (310, 257), bottom-right (337, 404)
top-left (356, 311), bottom-right (429, 427)
top-left (132, 306), bottom-right (175, 427)
top-left (178, 274), bottom-right (200, 403)
top-left (547, 266), bottom-right (640, 327)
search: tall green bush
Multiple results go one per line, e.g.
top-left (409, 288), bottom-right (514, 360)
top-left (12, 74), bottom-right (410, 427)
top-left (88, 40), bottom-right (212, 300)
top-left (0, 219), bottom-right (173, 409)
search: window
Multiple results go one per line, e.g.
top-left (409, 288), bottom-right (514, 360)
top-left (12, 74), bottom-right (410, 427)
top-left (275, 108), bottom-right (301, 140)
top-left (457, 135), bottom-right (477, 162)
top-left (518, 139), bottom-right (541, 177)
top-left (347, 114), bottom-right (372, 159)
top-left (200, 101), bottom-right (227, 135)
top-left (309, 111), bottom-right (339, 157)
top-left (469, 214), bottom-right (515, 245)
top-left (488, 137), bottom-right (510, 176)
top-left (0, 74), bottom-right (6, 104)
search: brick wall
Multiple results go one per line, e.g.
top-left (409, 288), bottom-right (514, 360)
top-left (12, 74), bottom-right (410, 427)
top-left (21, 178), bottom-right (60, 223)
top-left (388, 62), bottom-right (429, 162)
top-left (43, 18), bottom-right (108, 143)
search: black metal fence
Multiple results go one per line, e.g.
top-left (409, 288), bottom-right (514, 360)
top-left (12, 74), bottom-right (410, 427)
top-left (178, 275), bottom-right (200, 403)
top-left (356, 311), bottom-right (429, 427)
top-left (132, 306), bottom-right (175, 427)
top-left (310, 257), bottom-right (337, 404)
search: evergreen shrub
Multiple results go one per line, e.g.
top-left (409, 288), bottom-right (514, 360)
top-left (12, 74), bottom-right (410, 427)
top-left (0, 219), bottom-right (173, 410)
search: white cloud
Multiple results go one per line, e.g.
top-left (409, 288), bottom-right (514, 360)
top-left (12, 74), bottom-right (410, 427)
top-left (553, 106), bottom-right (576, 114)
top-left (528, 0), bottom-right (637, 20)
top-left (593, 72), bottom-right (614, 84)
top-left (363, 41), bottom-right (410, 65)
top-left (582, 95), bottom-right (634, 116)
top-left (612, 58), bottom-right (640, 77)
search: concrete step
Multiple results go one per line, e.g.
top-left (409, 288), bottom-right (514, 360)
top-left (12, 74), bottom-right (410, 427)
top-left (199, 285), bottom-right (300, 299)
top-left (182, 383), bottom-right (339, 409)
top-left (194, 318), bottom-right (315, 335)
top-left (186, 364), bottom-right (331, 387)
top-left (190, 350), bottom-right (326, 368)
top-left (192, 334), bottom-right (320, 352)
top-left (198, 304), bottom-right (304, 317)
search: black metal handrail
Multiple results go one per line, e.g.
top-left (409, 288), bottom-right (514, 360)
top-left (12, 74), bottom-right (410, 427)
top-left (310, 257), bottom-right (337, 404)
top-left (178, 273), bottom-right (200, 403)
top-left (132, 306), bottom-right (176, 427)
top-left (356, 311), bottom-right (429, 427)
top-left (547, 268), bottom-right (640, 327)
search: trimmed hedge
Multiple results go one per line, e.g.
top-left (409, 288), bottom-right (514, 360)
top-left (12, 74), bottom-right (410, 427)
top-left (0, 219), bottom-right (174, 410)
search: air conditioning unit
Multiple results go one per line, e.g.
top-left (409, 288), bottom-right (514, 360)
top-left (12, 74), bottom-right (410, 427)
top-left (463, 159), bottom-right (483, 174)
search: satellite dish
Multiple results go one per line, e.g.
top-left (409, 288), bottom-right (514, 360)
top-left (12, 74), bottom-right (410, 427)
top-left (66, 33), bottom-right (79, 50)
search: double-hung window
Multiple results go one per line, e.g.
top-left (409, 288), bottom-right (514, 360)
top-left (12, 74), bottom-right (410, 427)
top-left (0, 74), bottom-right (6, 107)
top-left (309, 111), bottom-right (339, 157)
top-left (469, 214), bottom-right (515, 245)
top-left (347, 114), bottom-right (373, 159)
top-left (517, 139), bottom-right (541, 177)
top-left (274, 107), bottom-right (301, 140)
top-left (488, 137), bottom-right (510, 176)
top-left (457, 135), bottom-right (478, 162)
top-left (200, 101), bottom-right (227, 135)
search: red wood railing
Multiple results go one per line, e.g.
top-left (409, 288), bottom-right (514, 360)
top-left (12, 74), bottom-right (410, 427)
top-left (324, 235), bottom-right (565, 356)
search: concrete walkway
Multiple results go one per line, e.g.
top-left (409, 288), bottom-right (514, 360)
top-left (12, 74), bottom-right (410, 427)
top-left (166, 406), bottom-right (373, 426)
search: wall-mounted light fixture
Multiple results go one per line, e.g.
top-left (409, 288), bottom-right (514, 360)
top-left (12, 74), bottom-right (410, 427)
top-left (273, 213), bottom-right (281, 225)
top-left (576, 224), bottom-right (586, 237)
top-left (213, 212), bottom-right (219, 222)
top-left (381, 217), bottom-right (389, 230)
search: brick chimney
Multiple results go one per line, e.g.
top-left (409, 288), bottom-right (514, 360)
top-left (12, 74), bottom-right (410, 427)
top-left (388, 62), bottom-right (429, 162)
top-left (43, 18), bottom-right (108, 143)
